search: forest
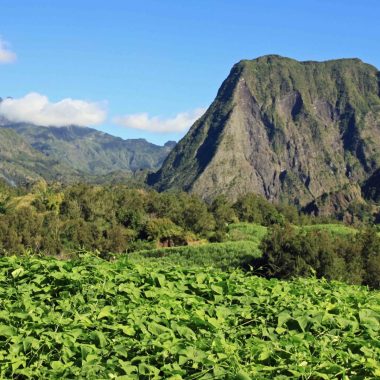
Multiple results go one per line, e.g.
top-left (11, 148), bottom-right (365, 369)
top-left (0, 180), bottom-right (379, 289)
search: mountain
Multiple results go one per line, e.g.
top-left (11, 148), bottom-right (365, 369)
top-left (4, 123), bottom-right (174, 175)
top-left (362, 168), bottom-right (380, 202)
top-left (149, 55), bottom-right (380, 207)
top-left (0, 127), bottom-right (78, 185)
top-left (0, 120), bottom-right (175, 185)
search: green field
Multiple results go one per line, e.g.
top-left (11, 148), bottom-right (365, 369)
top-left (128, 240), bottom-right (261, 269)
top-left (0, 223), bottom-right (379, 379)
top-left (301, 224), bottom-right (358, 236)
top-left (126, 223), bottom-right (267, 269)
top-left (0, 254), bottom-right (379, 379)
top-left (126, 222), bottom-right (360, 269)
top-left (226, 223), bottom-right (268, 242)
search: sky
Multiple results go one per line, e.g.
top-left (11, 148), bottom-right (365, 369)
top-left (0, 0), bottom-right (379, 145)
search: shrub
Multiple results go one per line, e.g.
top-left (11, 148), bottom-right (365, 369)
top-left (256, 224), bottom-right (380, 288)
top-left (234, 193), bottom-right (284, 226)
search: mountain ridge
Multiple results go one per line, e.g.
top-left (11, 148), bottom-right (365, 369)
top-left (0, 119), bottom-right (175, 185)
top-left (149, 55), bottom-right (380, 209)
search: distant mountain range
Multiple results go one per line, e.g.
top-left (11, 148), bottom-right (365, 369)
top-left (0, 118), bottom-right (175, 185)
top-left (149, 55), bottom-right (380, 213)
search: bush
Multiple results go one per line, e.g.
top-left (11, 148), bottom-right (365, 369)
top-left (256, 224), bottom-right (380, 288)
top-left (234, 193), bottom-right (284, 226)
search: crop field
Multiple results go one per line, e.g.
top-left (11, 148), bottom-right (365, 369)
top-left (226, 223), bottom-right (268, 243)
top-left (300, 224), bottom-right (358, 236)
top-left (129, 240), bottom-right (262, 269)
top-left (0, 254), bottom-right (379, 379)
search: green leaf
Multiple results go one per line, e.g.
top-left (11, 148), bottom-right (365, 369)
top-left (148, 322), bottom-right (172, 336)
top-left (236, 370), bottom-right (251, 380)
top-left (211, 284), bottom-right (224, 295)
top-left (119, 325), bottom-right (135, 336)
top-left (51, 361), bottom-right (65, 371)
top-left (175, 325), bottom-right (196, 340)
top-left (92, 330), bottom-right (107, 348)
top-left (97, 305), bottom-right (113, 320)
top-left (0, 324), bottom-right (16, 337)
top-left (138, 363), bottom-right (160, 376)
top-left (11, 267), bottom-right (25, 278)
top-left (277, 311), bottom-right (291, 327)
top-left (359, 309), bottom-right (379, 331)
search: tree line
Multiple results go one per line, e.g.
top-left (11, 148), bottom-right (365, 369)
top-left (0, 180), bottom-right (379, 288)
top-left (0, 180), bottom-right (337, 256)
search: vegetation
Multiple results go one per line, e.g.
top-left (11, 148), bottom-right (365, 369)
top-left (0, 124), bottom-right (175, 186)
top-left (0, 182), bottom-right (311, 257)
top-left (257, 224), bottom-right (380, 288)
top-left (0, 182), bottom-right (218, 256)
top-left (0, 254), bottom-right (379, 379)
top-left (0, 181), bottom-right (379, 289)
top-left (129, 240), bottom-right (262, 269)
top-left (0, 180), bottom-right (380, 377)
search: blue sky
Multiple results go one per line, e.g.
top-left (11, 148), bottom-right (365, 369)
top-left (0, 0), bottom-right (379, 145)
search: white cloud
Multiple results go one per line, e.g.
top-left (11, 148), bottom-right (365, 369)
top-left (114, 108), bottom-right (206, 133)
top-left (0, 37), bottom-right (16, 64)
top-left (0, 92), bottom-right (107, 127)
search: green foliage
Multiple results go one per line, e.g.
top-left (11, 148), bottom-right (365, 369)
top-left (210, 195), bottom-right (238, 229)
top-left (0, 185), bottom-right (219, 255)
top-left (357, 227), bottom-right (380, 289)
top-left (142, 217), bottom-right (186, 246)
top-left (0, 255), bottom-right (378, 379)
top-left (129, 240), bottom-right (262, 269)
top-left (301, 223), bottom-right (358, 235)
top-left (258, 224), bottom-right (380, 288)
top-left (234, 193), bottom-right (285, 226)
top-left (227, 222), bottom-right (268, 243)
top-left (0, 181), bottom-right (379, 291)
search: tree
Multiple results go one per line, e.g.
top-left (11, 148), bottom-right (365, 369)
top-left (234, 193), bottom-right (284, 226)
top-left (142, 218), bottom-right (186, 247)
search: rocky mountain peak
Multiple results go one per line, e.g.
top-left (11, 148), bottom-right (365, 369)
top-left (148, 56), bottom-right (380, 207)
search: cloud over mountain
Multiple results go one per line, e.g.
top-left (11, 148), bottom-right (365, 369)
top-left (0, 93), bottom-right (107, 127)
top-left (114, 108), bottom-right (206, 133)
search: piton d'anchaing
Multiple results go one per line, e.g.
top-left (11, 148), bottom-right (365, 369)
top-left (149, 55), bottom-right (380, 213)
top-left (1, 55), bottom-right (380, 215)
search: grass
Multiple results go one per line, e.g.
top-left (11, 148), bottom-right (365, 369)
top-left (226, 222), bottom-right (268, 242)
top-left (301, 223), bottom-right (358, 235)
top-left (128, 222), bottom-right (363, 270)
top-left (127, 240), bottom-right (261, 269)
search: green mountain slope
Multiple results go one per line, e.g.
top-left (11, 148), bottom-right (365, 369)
top-left (0, 127), bottom-right (78, 185)
top-left (149, 55), bottom-right (380, 206)
top-left (5, 123), bottom-right (174, 175)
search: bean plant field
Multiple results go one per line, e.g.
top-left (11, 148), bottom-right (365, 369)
top-left (0, 254), bottom-right (379, 379)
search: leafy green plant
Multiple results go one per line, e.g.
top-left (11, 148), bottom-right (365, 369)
top-left (0, 254), bottom-right (378, 379)
top-left (257, 224), bottom-right (380, 287)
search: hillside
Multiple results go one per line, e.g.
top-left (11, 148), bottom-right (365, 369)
top-left (5, 123), bottom-right (174, 175)
top-left (0, 128), bottom-right (78, 185)
top-left (149, 55), bottom-right (380, 208)
top-left (0, 120), bottom-right (175, 185)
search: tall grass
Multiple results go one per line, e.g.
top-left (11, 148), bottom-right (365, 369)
top-left (127, 240), bottom-right (261, 269)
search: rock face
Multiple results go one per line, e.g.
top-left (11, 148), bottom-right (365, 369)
top-left (362, 168), bottom-right (380, 202)
top-left (149, 55), bottom-right (380, 206)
